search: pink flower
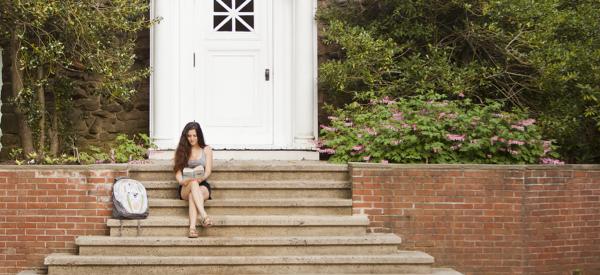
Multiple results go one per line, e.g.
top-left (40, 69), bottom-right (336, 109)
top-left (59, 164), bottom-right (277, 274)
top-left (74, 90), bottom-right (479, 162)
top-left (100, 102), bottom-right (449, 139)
top-left (519, 119), bottom-right (536, 126)
top-left (364, 127), bottom-right (377, 135)
top-left (540, 158), bottom-right (565, 165)
top-left (458, 92), bottom-right (465, 98)
top-left (412, 124), bottom-right (417, 131)
top-left (542, 140), bottom-right (552, 154)
top-left (392, 112), bottom-right (404, 121)
top-left (508, 140), bottom-right (525, 146)
top-left (511, 125), bottom-right (525, 131)
top-left (381, 96), bottom-right (396, 105)
top-left (320, 125), bottom-right (337, 132)
top-left (352, 145), bottom-right (364, 151)
top-left (380, 159), bottom-right (389, 164)
top-left (312, 139), bottom-right (324, 147)
top-left (446, 134), bottom-right (465, 141)
top-left (318, 148), bottom-right (336, 155)
top-left (363, 156), bottom-right (371, 162)
top-left (438, 112), bottom-right (446, 119)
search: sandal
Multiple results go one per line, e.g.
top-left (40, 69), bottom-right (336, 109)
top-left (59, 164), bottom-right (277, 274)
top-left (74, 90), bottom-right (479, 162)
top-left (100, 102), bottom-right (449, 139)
top-left (200, 215), bottom-right (213, 228)
top-left (188, 228), bottom-right (199, 238)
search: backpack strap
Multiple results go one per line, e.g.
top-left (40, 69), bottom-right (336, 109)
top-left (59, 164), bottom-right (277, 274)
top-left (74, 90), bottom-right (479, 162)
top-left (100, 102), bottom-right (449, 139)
top-left (118, 219), bottom-right (123, 237)
top-left (136, 220), bottom-right (142, 236)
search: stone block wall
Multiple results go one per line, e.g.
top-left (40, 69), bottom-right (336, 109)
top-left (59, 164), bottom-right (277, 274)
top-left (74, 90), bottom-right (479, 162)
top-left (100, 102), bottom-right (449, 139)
top-left (0, 166), bottom-right (127, 274)
top-left (351, 163), bottom-right (600, 275)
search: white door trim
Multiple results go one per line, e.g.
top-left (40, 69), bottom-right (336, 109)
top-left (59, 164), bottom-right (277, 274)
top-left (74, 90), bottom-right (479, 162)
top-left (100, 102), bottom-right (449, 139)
top-left (149, 0), bottom-right (318, 152)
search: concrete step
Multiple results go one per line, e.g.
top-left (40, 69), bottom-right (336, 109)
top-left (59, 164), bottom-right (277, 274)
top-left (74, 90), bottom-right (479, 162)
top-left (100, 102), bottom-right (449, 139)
top-left (45, 251), bottom-right (434, 274)
top-left (76, 234), bottom-right (402, 256)
top-left (108, 215), bottom-right (369, 237)
top-left (431, 268), bottom-right (464, 275)
top-left (149, 198), bottom-right (353, 216)
top-left (253, 271), bottom-right (462, 275)
top-left (128, 161), bottom-right (349, 182)
top-left (144, 180), bottom-right (351, 199)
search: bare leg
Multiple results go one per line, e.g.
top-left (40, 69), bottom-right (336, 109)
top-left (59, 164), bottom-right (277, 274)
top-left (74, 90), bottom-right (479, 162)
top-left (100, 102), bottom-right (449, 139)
top-left (187, 193), bottom-right (198, 229)
top-left (190, 182), bottom-right (208, 218)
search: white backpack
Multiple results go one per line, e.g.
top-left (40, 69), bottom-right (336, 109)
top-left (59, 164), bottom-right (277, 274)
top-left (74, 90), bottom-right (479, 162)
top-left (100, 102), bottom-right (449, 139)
top-left (112, 177), bottom-right (149, 219)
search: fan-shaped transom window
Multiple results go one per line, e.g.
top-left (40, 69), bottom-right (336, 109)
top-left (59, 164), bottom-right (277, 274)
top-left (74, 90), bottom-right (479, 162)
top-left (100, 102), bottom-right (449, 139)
top-left (213, 0), bottom-right (254, 32)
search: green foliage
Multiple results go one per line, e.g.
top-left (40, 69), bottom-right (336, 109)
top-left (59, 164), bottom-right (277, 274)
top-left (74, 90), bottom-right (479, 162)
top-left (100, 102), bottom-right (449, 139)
top-left (318, 93), bottom-right (559, 164)
top-left (0, 0), bottom-right (158, 156)
top-left (9, 133), bottom-right (156, 165)
top-left (318, 0), bottom-right (600, 163)
top-left (112, 133), bottom-right (156, 163)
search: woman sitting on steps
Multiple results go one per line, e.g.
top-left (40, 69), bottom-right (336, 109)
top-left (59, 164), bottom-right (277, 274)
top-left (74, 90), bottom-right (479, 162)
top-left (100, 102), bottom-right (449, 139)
top-left (173, 121), bottom-right (214, 238)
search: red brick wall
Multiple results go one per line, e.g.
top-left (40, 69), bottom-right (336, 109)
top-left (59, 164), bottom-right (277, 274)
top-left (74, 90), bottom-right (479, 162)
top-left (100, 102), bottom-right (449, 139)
top-left (0, 166), bottom-right (127, 275)
top-left (351, 164), bottom-right (600, 275)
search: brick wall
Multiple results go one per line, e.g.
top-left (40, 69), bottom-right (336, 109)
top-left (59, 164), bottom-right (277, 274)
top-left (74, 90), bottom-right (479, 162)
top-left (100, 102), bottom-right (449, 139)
top-left (351, 163), bottom-right (600, 275)
top-left (0, 166), bottom-right (127, 274)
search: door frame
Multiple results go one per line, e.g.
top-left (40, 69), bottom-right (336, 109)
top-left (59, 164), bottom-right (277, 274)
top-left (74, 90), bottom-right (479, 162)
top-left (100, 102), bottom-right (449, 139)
top-left (149, 0), bottom-right (317, 151)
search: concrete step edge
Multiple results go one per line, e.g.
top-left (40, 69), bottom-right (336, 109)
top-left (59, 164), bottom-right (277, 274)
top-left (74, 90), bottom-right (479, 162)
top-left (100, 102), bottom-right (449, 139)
top-left (143, 181), bottom-right (351, 189)
top-left (128, 160), bottom-right (348, 172)
top-left (432, 268), bottom-right (464, 275)
top-left (150, 198), bottom-right (352, 207)
top-left (76, 234), bottom-right (402, 246)
top-left (45, 251), bottom-right (434, 265)
top-left (107, 215), bottom-right (369, 227)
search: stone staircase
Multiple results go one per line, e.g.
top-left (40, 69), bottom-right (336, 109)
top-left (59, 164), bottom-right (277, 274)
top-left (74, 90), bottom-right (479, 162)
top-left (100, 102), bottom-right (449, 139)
top-left (44, 161), bottom-right (462, 275)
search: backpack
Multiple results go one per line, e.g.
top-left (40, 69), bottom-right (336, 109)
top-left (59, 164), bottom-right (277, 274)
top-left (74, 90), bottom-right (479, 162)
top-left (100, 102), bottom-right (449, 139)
top-left (112, 177), bottom-right (149, 219)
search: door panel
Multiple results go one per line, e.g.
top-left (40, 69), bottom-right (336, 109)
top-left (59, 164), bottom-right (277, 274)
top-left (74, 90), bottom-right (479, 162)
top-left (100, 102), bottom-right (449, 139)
top-left (195, 0), bottom-right (273, 147)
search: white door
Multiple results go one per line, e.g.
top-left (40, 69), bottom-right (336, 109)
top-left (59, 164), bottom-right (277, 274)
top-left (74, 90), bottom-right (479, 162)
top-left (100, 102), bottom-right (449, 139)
top-left (193, 0), bottom-right (273, 148)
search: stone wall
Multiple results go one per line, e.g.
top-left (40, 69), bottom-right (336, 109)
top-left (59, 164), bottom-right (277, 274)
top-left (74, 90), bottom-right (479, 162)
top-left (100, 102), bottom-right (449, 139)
top-left (351, 163), bottom-right (600, 275)
top-left (0, 29), bottom-right (150, 159)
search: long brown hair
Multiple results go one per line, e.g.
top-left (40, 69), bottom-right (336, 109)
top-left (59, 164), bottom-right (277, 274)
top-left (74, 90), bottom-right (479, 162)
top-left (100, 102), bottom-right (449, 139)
top-left (173, 122), bottom-right (206, 173)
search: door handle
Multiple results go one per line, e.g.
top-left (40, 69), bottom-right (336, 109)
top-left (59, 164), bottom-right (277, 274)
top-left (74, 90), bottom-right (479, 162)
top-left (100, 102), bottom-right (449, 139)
top-left (265, 69), bottom-right (270, 81)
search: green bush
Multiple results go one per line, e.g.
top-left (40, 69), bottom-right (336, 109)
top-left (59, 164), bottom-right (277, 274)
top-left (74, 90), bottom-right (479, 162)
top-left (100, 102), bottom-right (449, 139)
top-left (318, 93), bottom-right (560, 164)
top-left (318, 0), bottom-right (600, 163)
top-left (111, 133), bottom-right (156, 163)
top-left (9, 133), bottom-right (155, 165)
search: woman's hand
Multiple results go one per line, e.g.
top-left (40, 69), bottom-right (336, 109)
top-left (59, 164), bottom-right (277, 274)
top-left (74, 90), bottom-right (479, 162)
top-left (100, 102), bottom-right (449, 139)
top-left (181, 178), bottom-right (193, 186)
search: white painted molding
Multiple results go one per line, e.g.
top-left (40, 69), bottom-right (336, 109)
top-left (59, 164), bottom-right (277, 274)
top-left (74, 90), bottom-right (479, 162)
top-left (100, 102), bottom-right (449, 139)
top-left (293, 0), bottom-right (316, 148)
top-left (149, 149), bottom-right (318, 161)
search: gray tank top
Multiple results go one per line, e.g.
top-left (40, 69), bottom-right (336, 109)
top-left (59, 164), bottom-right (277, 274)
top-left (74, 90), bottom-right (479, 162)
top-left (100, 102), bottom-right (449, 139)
top-left (187, 149), bottom-right (206, 169)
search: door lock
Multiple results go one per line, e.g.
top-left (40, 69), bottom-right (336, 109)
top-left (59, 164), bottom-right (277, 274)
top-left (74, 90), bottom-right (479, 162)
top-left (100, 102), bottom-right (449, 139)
top-left (265, 69), bottom-right (270, 81)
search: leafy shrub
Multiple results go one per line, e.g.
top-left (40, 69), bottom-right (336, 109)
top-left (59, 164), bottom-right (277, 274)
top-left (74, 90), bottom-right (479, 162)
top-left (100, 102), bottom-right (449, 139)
top-left (111, 133), bottom-right (156, 163)
top-left (318, 93), bottom-right (560, 164)
top-left (9, 133), bottom-right (155, 165)
top-left (318, 0), bottom-right (600, 163)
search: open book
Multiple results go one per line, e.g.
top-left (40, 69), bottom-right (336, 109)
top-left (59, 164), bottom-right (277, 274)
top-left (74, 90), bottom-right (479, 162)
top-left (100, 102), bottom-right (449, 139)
top-left (182, 166), bottom-right (205, 180)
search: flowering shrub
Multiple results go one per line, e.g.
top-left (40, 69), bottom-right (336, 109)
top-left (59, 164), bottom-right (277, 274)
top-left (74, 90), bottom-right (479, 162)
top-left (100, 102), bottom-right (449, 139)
top-left (318, 93), bottom-right (562, 164)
